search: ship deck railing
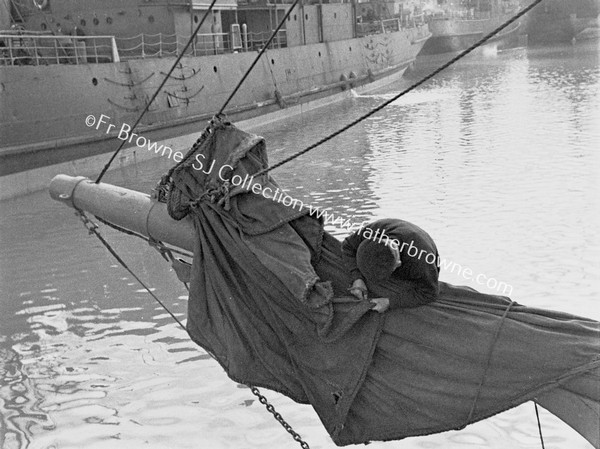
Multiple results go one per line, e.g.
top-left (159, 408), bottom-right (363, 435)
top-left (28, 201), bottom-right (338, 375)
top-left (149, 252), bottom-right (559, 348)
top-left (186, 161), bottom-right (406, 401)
top-left (426, 9), bottom-right (507, 21)
top-left (0, 16), bottom-right (425, 66)
top-left (0, 31), bottom-right (120, 66)
top-left (115, 30), bottom-right (288, 60)
top-left (356, 15), bottom-right (426, 37)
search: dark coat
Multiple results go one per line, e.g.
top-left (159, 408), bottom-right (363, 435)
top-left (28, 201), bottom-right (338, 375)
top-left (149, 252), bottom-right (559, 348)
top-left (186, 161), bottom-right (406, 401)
top-left (342, 218), bottom-right (440, 308)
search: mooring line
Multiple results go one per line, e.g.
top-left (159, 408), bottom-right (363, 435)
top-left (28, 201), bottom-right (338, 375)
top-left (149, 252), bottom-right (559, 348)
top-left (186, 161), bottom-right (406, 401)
top-left (251, 0), bottom-right (544, 179)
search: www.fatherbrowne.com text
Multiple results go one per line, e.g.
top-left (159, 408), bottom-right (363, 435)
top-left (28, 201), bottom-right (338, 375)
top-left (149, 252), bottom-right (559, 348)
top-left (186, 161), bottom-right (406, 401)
top-left (193, 154), bottom-right (514, 296)
top-left (87, 115), bottom-right (513, 296)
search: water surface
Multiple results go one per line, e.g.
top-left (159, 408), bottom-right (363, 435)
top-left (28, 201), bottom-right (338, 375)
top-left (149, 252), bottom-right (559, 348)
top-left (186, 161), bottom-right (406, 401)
top-left (1, 40), bottom-right (599, 449)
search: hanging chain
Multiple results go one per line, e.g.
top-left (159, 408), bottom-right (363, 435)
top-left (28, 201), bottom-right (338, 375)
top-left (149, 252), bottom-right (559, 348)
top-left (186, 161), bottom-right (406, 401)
top-left (75, 209), bottom-right (308, 446)
top-left (250, 387), bottom-right (310, 449)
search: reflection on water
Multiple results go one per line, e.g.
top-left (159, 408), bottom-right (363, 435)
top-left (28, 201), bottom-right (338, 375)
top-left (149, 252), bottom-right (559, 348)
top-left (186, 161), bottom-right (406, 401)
top-left (1, 41), bottom-right (599, 449)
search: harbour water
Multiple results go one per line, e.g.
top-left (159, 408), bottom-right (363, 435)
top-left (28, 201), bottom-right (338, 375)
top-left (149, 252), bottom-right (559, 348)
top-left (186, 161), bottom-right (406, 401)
top-left (1, 40), bottom-right (599, 449)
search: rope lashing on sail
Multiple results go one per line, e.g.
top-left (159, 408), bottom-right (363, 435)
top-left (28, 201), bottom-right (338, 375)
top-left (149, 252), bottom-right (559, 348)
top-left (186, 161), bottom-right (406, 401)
top-left (249, 0), bottom-right (545, 180)
top-left (95, 0), bottom-right (219, 184)
top-left (459, 300), bottom-right (515, 429)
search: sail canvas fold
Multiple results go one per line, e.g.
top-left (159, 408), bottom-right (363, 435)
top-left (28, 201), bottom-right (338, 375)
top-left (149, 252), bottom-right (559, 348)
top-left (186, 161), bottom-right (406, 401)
top-left (167, 121), bottom-right (599, 446)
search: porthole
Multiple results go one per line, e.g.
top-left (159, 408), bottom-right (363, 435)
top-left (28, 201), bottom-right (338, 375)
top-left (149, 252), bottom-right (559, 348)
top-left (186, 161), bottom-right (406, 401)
top-left (148, 15), bottom-right (155, 23)
top-left (334, 13), bottom-right (337, 19)
top-left (271, 58), bottom-right (275, 65)
top-left (294, 14), bottom-right (297, 21)
top-left (213, 66), bottom-right (218, 73)
top-left (93, 17), bottom-right (99, 26)
top-left (194, 15), bottom-right (199, 24)
top-left (349, 46), bottom-right (352, 52)
top-left (318, 51), bottom-right (321, 57)
top-left (80, 19), bottom-right (86, 27)
top-left (40, 22), bottom-right (47, 30)
top-left (106, 16), bottom-right (113, 25)
top-left (92, 77), bottom-right (98, 86)
top-left (305, 14), bottom-right (308, 20)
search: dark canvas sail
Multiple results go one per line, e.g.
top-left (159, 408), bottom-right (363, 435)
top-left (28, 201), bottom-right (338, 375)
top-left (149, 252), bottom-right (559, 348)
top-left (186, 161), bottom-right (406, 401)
top-left (165, 120), bottom-right (600, 446)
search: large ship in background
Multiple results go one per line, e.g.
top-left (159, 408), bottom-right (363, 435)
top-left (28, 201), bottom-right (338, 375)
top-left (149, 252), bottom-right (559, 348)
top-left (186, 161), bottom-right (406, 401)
top-left (523, 0), bottom-right (599, 44)
top-left (418, 0), bottom-right (522, 56)
top-left (0, 0), bottom-right (430, 199)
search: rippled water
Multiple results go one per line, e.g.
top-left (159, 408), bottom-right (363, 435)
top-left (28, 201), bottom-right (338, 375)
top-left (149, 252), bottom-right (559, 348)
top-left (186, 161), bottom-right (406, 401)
top-left (1, 41), bottom-right (599, 449)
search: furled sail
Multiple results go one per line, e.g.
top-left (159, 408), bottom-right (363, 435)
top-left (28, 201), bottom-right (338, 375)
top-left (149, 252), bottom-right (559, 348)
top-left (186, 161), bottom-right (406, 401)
top-left (162, 119), bottom-right (599, 447)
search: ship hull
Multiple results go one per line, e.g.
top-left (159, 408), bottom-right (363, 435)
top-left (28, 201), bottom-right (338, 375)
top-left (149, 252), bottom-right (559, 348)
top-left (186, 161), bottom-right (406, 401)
top-left (0, 27), bottom-right (430, 199)
top-left (419, 14), bottom-right (522, 56)
top-left (524, 0), bottom-right (600, 44)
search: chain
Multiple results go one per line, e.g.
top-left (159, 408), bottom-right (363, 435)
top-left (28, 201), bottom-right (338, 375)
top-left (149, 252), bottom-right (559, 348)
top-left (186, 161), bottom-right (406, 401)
top-left (250, 387), bottom-right (310, 449)
top-left (75, 210), bottom-right (309, 446)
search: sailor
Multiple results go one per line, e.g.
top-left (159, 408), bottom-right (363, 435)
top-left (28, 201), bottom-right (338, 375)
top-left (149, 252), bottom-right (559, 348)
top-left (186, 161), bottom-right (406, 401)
top-left (342, 218), bottom-right (440, 312)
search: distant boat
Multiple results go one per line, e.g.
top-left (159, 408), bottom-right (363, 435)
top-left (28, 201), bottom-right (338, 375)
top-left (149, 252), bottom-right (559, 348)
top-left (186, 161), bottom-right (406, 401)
top-left (0, 0), bottom-right (430, 200)
top-left (523, 0), bottom-right (600, 44)
top-left (418, 0), bottom-right (522, 56)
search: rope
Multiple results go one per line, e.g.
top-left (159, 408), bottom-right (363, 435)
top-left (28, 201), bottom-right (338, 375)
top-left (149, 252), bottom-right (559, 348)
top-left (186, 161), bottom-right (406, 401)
top-left (534, 403), bottom-right (546, 449)
top-left (75, 209), bottom-right (187, 332)
top-left (216, 0), bottom-right (301, 115)
top-left (94, 214), bottom-right (193, 259)
top-left (95, 0), bottom-right (219, 183)
top-left (251, 0), bottom-right (544, 179)
top-left (459, 301), bottom-right (514, 428)
top-left (456, 300), bottom-right (515, 430)
top-left (76, 209), bottom-right (309, 447)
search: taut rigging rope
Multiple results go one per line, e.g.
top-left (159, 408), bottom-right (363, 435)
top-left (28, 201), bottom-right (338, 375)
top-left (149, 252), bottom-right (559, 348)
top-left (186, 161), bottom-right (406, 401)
top-left (217, 0), bottom-right (302, 115)
top-left (75, 210), bottom-right (188, 332)
top-left (251, 0), bottom-right (544, 180)
top-left (95, 0), bottom-right (219, 184)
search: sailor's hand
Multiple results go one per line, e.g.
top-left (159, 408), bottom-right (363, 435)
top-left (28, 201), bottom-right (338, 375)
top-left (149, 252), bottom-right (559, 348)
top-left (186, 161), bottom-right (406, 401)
top-left (349, 279), bottom-right (368, 300)
top-left (370, 297), bottom-right (390, 313)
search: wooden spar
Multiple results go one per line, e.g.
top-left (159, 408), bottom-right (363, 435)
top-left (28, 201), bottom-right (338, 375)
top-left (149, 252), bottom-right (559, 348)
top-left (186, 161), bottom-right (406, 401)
top-left (49, 174), bottom-right (195, 252)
